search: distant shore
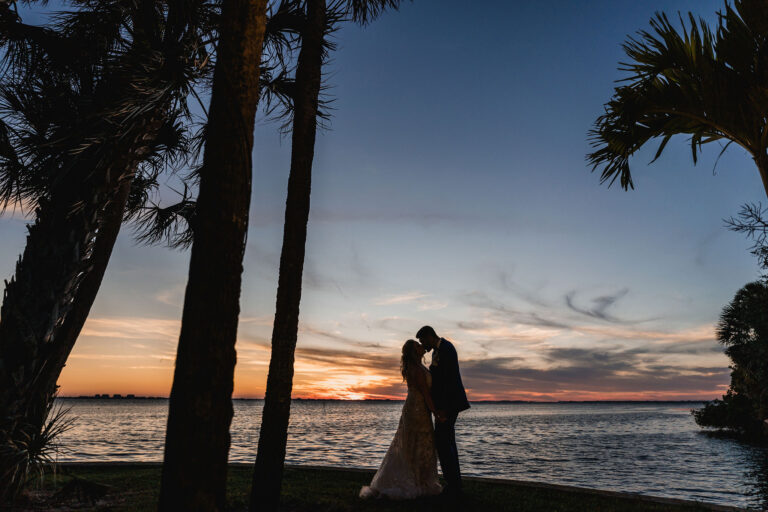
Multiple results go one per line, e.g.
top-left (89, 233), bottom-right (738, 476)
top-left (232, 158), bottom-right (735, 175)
top-left (58, 396), bottom-right (707, 404)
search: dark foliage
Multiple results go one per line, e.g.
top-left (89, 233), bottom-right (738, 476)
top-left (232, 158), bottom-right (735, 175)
top-left (694, 281), bottom-right (768, 440)
top-left (725, 203), bottom-right (768, 277)
top-left (129, 0), bottom-right (408, 249)
top-left (0, 394), bottom-right (72, 503)
top-left (0, 0), bottom-right (218, 504)
top-left (587, 0), bottom-right (768, 195)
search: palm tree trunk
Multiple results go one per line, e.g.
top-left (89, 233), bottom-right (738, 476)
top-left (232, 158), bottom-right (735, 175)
top-left (756, 156), bottom-right (768, 199)
top-left (249, 1), bottom-right (325, 509)
top-left (0, 164), bottom-right (140, 502)
top-left (34, 176), bottom-right (134, 401)
top-left (0, 2), bottom-right (196, 504)
top-left (158, 0), bottom-right (267, 510)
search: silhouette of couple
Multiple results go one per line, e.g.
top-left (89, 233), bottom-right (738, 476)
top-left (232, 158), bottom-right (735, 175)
top-left (360, 326), bottom-right (470, 500)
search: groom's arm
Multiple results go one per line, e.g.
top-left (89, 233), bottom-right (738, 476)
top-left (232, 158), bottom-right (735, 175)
top-left (444, 343), bottom-right (465, 402)
top-left (444, 343), bottom-right (460, 380)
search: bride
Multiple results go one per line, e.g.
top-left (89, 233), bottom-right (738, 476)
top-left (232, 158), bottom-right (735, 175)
top-left (360, 339), bottom-right (443, 499)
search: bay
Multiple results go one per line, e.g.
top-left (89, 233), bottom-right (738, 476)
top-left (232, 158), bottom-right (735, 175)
top-left (54, 399), bottom-right (768, 509)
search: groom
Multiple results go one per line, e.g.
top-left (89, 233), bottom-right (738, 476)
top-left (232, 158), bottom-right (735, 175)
top-left (416, 326), bottom-right (470, 497)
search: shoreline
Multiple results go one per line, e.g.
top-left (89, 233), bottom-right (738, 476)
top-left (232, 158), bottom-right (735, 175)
top-left (56, 397), bottom-right (708, 403)
top-left (53, 462), bottom-right (745, 512)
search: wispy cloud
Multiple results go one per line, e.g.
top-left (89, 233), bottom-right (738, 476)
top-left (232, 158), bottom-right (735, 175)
top-left (299, 325), bottom-right (384, 349)
top-left (375, 292), bottom-right (428, 305)
top-left (464, 292), bottom-right (570, 329)
top-left (565, 288), bottom-right (631, 323)
top-left (461, 347), bottom-right (729, 400)
top-left (80, 317), bottom-right (179, 340)
top-left (61, 309), bottom-right (727, 401)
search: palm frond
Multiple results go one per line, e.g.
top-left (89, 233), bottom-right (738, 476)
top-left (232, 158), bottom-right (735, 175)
top-left (588, 1), bottom-right (768, 190)
top-left (132, 187), bottom-right (197, 249)
top-left (0, 394), bottom-right (74, 503)
top-left (345, 0), bottom-right (404, 25)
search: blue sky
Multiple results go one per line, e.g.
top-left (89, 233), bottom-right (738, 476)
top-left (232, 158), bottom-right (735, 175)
top-left (0, 0), bottom-right (761, 399)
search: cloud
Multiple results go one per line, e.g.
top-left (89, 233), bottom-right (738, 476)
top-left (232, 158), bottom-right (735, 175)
top-left (463, 290), bottom-right (717, 348)
top-left (80, 317), bottom-right (180, 341)
top-left (154, 284), bottom-right (186, 307)
top-left (282, 339), bottom-right (730, 400)
top-left (575, 323), bottom-right (716, 345)
top-left (461, 347), bottom-right (729, 399)
top-left (299, 325), bottom-right (384, 349)
top-left (63, 311), bottom-right (728, 401)
top-left (375, 292), bottom-right (428, 305)
top-left (564, 288), bottom-right (634, 323)
top-left (417, 300), bottom-right (448, 311)
top-left (695, 229), bottom-right (722, 267)
top-left (457, 321), bottom-right (559, 346)
top-left (495, 270), bottom-right (550, 308)
top-left (464, 292), bottom-right (570, 329)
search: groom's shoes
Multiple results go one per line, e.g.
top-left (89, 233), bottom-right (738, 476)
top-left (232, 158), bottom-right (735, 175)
top-left (437, 487), bottom-right (464, 510)
top-left (439, 486), bottom-right (463, 499)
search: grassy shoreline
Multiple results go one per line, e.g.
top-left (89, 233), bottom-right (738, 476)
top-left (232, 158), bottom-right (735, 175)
top-left (13, 463), bottom-right (745, 511)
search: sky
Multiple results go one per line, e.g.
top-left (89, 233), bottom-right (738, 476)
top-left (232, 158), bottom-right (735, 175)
top-left (1, 0), bottom-right (762, 400)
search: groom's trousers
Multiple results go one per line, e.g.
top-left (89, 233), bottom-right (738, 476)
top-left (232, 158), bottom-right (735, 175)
top-left (435, 411), bottom-right (461, 492)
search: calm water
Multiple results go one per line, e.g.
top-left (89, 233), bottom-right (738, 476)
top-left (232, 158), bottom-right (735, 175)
top-left (55, 399), bottom-right (767, 509)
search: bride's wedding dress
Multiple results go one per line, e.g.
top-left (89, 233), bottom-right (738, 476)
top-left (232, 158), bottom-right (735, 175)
top-left (359, 367), bottom-right (442, 499)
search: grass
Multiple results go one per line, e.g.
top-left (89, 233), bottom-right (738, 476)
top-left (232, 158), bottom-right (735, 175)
top-left (12, 464), bottom-right (740, 511)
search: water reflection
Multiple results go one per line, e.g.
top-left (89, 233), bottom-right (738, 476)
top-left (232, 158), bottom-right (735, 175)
top-left (56, 399), bottom-right (766, 508)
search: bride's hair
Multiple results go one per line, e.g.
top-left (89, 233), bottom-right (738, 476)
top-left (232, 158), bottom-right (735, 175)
top-left (400, 339), bottom-right (421, 381)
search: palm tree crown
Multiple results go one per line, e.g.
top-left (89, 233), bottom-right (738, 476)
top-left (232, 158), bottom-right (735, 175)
top-left (588, 0), bottom-right (768, 194)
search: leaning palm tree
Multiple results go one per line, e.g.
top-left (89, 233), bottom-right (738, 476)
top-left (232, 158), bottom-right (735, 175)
top-left (158, 0), bottom-right (268, 509)
top-left (249, 1), bottom-right (403, 509)
top-left (588, 0), bottom-right (768, 196)
top-left (0, 1), bottom-right (215, 503)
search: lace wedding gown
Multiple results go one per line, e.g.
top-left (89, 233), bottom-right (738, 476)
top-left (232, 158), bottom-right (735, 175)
top-left (359, 367), bottom-right (442, 499)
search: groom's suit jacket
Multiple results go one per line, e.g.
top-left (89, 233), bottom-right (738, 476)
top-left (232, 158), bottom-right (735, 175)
top-left (429, 338), bottom-right (470, 414)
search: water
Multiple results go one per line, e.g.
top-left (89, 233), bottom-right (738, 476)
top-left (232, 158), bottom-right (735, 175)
top-left (55, 399), bottom-right (768, 509)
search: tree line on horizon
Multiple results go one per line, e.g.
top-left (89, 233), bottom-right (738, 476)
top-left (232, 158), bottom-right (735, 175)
top-left (0, 0), bottom-right (766, 510)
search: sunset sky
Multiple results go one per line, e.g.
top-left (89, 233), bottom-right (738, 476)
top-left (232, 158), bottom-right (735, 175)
top-left (1, 0), bottom-right (761, 400)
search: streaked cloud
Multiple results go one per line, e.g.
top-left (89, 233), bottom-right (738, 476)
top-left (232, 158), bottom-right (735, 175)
top-left (565, 288), bottom-right (635, 323)
top-left (375, 292), bottom-right (428, 305)
top-left (80, 317), bottom-right (179, 340)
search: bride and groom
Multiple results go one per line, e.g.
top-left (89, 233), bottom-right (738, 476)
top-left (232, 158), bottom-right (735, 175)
top-left (360, 326), bottom-right (470, 500)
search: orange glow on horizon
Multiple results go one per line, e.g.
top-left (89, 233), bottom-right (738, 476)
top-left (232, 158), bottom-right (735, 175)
top-left (56, 315), bottom-right (730, 402)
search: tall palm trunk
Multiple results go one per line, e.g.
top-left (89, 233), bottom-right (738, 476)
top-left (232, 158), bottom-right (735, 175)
top-left (756, 157), bottom-right (768, 199)
top-left (0, 121), bottom-right (162, 502)
top-left (34, 176), bottom-right (135, 399)
top-left (250, 1), bottom-right (325, 509)
top-left (159, 0), bottom-right (267, 510)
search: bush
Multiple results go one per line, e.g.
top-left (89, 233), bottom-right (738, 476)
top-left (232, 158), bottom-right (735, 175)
top-left (693, 281), bottom-right (768, 441)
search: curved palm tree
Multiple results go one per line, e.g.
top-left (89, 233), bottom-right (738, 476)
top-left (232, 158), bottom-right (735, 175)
top-left (250, 1), bottom-right (403, 509)
top-left (0, 1), bottom-right (214, 502)
top-left (588, 0), bottom-right (768, 195)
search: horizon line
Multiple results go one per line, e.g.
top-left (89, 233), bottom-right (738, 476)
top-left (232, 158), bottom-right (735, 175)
top-left (58, 395), bottom-right (710, 403)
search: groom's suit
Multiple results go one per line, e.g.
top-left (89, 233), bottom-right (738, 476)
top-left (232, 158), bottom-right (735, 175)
top-left (429, 338), bottom-right (469, 493)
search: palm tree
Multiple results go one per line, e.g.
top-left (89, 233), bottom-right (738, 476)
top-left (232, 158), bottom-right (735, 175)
top-left (0, 1), bottom-right (214, 502)
top-left (694, 280), bottom-right (768, 438)
top-left (587, 0), bottom-right (768, 196)
top-left (158, 0), bottom-right (268, 509)
top-left (250, 1), bottom-right (402, 509)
